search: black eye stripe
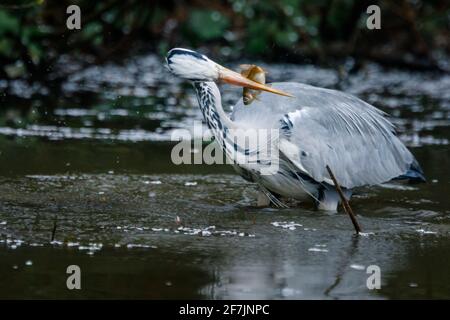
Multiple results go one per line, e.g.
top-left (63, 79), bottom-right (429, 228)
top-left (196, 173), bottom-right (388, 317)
top-left (166, 49), bottom-right (207, 65)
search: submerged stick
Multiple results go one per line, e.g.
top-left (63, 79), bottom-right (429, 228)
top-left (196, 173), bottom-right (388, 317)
top-left (326, 165), bottom-right (362, 234)
top-left (51, 216), bottom-right (57, 242)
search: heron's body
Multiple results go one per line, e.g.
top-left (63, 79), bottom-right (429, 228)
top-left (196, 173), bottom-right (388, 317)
top-left (193, 81), bottom-right (424, 210)
top-left (166, 48), bottom-right (425, 211)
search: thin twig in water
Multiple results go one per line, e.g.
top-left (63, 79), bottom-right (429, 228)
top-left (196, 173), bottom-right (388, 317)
top-left (326, 165), bottom-right (361, 234)
top-left (51, 216), bottom-right (57, 242)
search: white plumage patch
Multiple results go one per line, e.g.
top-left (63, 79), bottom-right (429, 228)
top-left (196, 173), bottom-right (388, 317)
top-left (166, 48), bottom-right (219, 81)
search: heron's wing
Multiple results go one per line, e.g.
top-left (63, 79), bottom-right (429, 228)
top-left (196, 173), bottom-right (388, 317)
top-left (231, 82), bottom-right (415, 188)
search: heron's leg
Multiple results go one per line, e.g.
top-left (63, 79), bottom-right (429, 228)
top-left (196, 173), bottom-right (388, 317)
top-left (257, 190), bottom-right (271, 207)
top-left (317, 188), bottom-right (352, 212)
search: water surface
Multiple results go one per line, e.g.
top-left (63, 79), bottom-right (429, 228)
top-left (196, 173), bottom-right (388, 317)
top-left (0, 55), bottom-right (449, 299)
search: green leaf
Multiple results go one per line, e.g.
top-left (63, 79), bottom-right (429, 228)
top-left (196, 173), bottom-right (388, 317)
top-left (187, 9), bottom-right (230, 41)
top-left (0, 10), bottom-right (20, 36)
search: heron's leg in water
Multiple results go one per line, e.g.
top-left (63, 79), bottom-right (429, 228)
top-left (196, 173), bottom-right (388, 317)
top-left (257, 190), bottom-right (271, 207)
top-left (317, 188), bottom-right (352, 212)
top-left (258, 185), bottom-right (288, 208)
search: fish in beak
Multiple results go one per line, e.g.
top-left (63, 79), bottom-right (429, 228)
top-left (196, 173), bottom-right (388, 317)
top-left (240, 64), bottom-right (267, 105)
top-left (217, 65), bottom-right (295, 98)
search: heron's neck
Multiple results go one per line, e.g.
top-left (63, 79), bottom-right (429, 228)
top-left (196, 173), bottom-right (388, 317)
top-left (193, 82), bottom-right (262, 167)
top-left (193, 82), bottom-right (235, 136)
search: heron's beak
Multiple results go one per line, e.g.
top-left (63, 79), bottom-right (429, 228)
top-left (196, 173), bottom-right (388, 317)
top-left (218, 66), bottom-right (295, 98)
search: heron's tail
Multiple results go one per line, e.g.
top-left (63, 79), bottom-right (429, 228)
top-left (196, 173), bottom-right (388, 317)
top-left (394, 159), bottom-right (426, 183)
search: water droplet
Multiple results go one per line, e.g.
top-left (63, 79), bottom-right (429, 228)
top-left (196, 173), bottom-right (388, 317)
top-left (308, 248), bottom-right (328, 253)
top-left (350, 264), bottom-right (365, 270)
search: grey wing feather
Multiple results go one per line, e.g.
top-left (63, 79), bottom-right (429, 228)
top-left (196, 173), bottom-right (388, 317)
top-left (231, 82), bottom-right (415, 188)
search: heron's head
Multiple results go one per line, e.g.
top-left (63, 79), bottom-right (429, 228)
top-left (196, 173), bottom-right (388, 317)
top-left (166, 48), bottom-right (293, 97)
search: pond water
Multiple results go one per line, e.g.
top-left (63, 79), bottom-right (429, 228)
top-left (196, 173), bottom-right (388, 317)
top-left (0, 54), bottom-right (449, 299)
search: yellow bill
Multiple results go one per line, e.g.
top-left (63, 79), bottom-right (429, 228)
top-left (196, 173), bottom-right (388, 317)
top-left (217, 66), bottom-right (294, 98)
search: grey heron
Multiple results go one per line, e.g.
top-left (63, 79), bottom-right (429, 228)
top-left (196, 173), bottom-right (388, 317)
top-left (166, 48), bottom-right (425, 211)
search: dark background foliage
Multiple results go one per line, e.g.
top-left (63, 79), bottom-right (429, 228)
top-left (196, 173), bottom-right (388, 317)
top-left (0, 0), bottom-right (449, 84)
